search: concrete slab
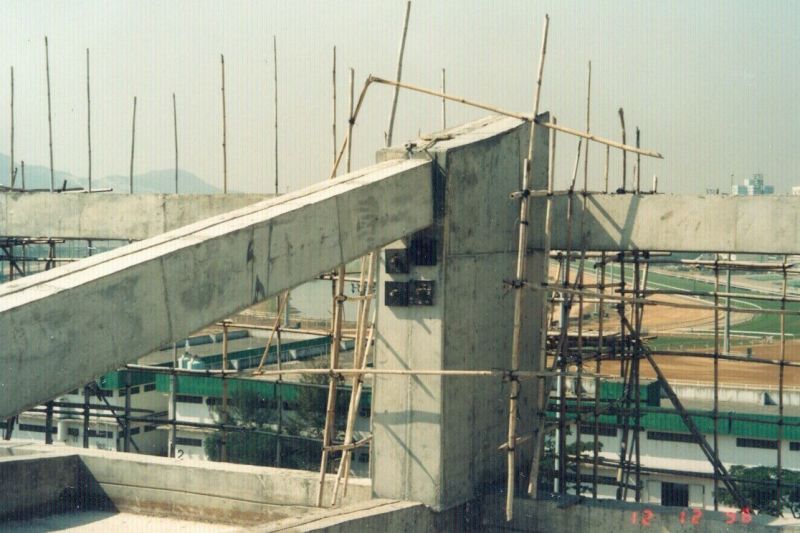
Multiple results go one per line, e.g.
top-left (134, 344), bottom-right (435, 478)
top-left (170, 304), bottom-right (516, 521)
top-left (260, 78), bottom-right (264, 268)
top-left (0, 158), bottom-right (432, 418)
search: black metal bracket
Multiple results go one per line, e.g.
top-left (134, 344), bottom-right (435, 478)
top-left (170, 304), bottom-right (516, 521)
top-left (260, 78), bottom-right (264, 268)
top-left (384, 280), bottom-right (435, 307)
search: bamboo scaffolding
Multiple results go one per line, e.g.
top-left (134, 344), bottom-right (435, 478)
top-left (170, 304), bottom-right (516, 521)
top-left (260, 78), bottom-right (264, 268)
top-left (331, 250), bottom-right (378, 505)
top-left (385, 1), bottom-right (411, 147)
top-left (712, 258), bottom-right (720, 509)
top-left (316, 264), bottom-right (347, 506)
top-left (129, 97), bottom-right (137, 193)
top-left (525, 283), bottom-right (800, 316)
top-left (45, 36), bottom-right (54, 192)
top-left (507, 13), bottom-right (549, 521)
top-left (368, 76), bottom-right (663, 159)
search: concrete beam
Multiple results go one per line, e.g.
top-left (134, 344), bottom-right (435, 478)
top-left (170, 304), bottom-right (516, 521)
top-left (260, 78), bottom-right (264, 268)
top-left (0, 158), bottom-right (432, 418)
top-left (0, 192), bottom-right (269, 240)
top-left (532, 193), bottom-right (800, 254)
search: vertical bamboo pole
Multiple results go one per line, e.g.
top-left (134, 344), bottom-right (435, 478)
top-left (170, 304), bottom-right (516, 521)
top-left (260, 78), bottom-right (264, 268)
top-left (21, 161), bottom-right (25, 190)
top-left (45, 36), bottom-right (54, 192)
top-left (507, 14), bottom-right (549, 521)
top-left (777, 255), bottom-right (788, 509)
top-left (712, 257), bottom-right (720, 510)
top-left (528, 116), bottom-right (556, 498)
top-left (603, 145), bottom-right (610, 193)
top-left (592, 251), bottom-right (606, 499)
top-left (170, 343), bottom-right (177, 457)
top-left (332, 46), bottom-right (337, 171)
top-left (441, 68), bottom-right (446, 129)
top-left (273, 36), bottom-right (279, 195)
top-left (316, 264), bottom-right (346, 506)
top-left (618, 108), bottom-right (626, 192)
top-left (86, 50), bottom-right (91, 191)
top-left (173, 93), bottom-right (178, 193)
top-left (129, 97), bottom-right (137, 194)
top-left (385, 0), bottom-right (411, 147)
top-left (583, 61), bottom-right (590, 191)
top-left (346, 69), bottom-right (355, 172)
top-left (10, 66), bottom-right (14, 188)
top-left (331, 250), bottom-right (377, 505)
top-left (724, 253), bottom-right (732, 353)
top-left (635, 128), bottom-right (641, 193)
top-left (221, 54), bottom-right (228, 194)
top-left (318, 64), bottom-right (357, 507)
top-left (221, 320), bottom-right (229, 461)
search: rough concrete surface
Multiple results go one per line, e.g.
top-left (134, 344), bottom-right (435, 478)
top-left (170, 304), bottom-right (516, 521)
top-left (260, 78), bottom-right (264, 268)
top-left (0, 158), bottom-right (432, 418)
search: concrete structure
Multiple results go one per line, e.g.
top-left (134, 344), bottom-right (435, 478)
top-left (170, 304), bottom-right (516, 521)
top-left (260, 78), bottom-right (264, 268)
top-left (373, 115), bottom-right (548, 509)
top-left (0, 158), bottom-right (432, 418)
top-left (4, 114), bottom-right (800, 529)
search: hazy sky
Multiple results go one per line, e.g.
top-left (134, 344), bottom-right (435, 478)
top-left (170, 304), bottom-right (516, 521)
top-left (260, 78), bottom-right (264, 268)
top-left (0, 1), bottom-right (797, 194)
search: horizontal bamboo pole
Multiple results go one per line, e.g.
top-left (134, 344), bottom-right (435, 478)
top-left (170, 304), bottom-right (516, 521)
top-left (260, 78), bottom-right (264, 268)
top-left (526, 282), bottom-right (800, 316)
top-left (641, 289), bottom-right (800, 304)
top-left (324, 435), bottom-right (372, 453)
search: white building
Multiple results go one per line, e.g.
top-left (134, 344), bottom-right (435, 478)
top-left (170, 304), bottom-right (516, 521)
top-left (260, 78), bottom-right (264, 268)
top-left (731, 173), bottom-right (774, 196)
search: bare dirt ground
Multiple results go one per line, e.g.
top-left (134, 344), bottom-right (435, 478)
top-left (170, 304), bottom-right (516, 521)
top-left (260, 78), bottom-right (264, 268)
top-left (547, 264), bottom-right (793, 387)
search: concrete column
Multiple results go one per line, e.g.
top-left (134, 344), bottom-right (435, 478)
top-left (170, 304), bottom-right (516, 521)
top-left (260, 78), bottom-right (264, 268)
top-left (372, 115), bottom-right (549, 510)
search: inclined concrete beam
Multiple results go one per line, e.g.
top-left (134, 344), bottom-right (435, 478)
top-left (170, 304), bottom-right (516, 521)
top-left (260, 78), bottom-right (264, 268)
top-left (0, 192), bottom-right (270, 240)
top-left (0, 158), bottom-right (432, 418)
top-left (532, 193), bottom-right (800, 254)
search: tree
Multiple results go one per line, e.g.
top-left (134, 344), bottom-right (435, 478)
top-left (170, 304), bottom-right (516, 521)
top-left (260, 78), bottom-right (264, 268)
top-left (719, 465), bottom-right (800, 516)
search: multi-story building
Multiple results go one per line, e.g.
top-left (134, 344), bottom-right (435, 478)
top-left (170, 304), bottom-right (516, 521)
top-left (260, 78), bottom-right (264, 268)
top-left (732, 173), bottom-right (775, 196)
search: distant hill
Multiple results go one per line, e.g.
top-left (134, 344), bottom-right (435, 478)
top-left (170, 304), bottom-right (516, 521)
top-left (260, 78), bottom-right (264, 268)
top-left (0, 153), bottom-right (220, 194)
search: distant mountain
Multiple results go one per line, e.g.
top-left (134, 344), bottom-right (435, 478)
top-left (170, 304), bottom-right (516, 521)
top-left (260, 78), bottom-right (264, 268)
top-left (0, 153), bottom-right (220, 194)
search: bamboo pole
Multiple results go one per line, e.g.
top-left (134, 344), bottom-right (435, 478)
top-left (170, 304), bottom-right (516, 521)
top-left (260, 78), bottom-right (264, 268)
top-left (332, 46), bottom-right (337, 171)
top-left (129, 96), bottom-right (137, 194)
top-left (368, 76), bottom-right (664, 159)
top-left (385, 0), bottom-right (411, 147)
top-left (618, 108), bottom-right (626, 192)
top-left (507, 13), bottom-right (549, 522)
top-left (10, 66), bottom-right (14, 188)
top-left (86, 51), bottom-right (91, 192)
top-left (20, 161), bottom-right (25, 190)
top-left (316, 264), bottom-right (346, 506)
top-left (331, 250), bottom-right (378, 505)
top-left (346, 69), bottom-right (355, 172)
top-left (221, 54), bottom-right (228, 194)
top-left (529, 116), bottom-right (556, 498)
top-left (777, 254), bottom-right (788, 509)
top-left (273, 35), bottom-right (278, 195)
top-left (221, 320), bottom-right (229, 461)
top-left (441, 67), bottom-right (446, 129)
top-left (583, 61), bottom-right (590, 191)
top-left (253, 291), bottom-right (290, 374)
top-left (45, 36), bottom-right (54, 192)
top-left (635, 128), bottom-right (641, 193)
top-left (173, 93), bottom-right (178, 193)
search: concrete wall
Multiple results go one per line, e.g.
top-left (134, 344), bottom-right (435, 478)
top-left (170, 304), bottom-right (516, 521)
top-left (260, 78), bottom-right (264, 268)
top-left (0, 192), bottom-right (268, 240)
top-left (480, 495), bottom-right (783, 532)
top-left (531, 193), bottom-right (800, 254)
top-left (372, 115), bottom-right (548, 510)
top-left (0, 450), bottom-right (79, 519)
